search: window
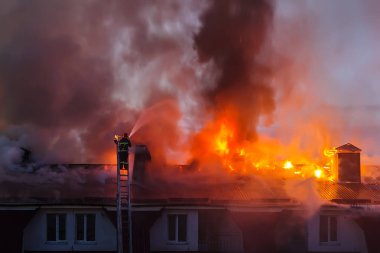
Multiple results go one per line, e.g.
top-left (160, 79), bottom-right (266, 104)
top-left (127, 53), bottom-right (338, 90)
top-left (319, 215), bottom-right (337, 243)
top-left (46, 214), bottom-right (66, 241)
top-left (168, 214), bottom-right (187, 242)
top-left (76, 214), bottom-right (96, 242)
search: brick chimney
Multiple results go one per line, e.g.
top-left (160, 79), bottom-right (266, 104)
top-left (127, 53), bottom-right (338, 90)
top-left (334, 143), bottom-right (361, 184)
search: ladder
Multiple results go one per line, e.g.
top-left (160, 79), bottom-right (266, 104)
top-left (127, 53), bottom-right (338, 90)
top-left (120, 169), bottom-right (131, 252)
top-left (115, 137), bottom-right (132, 253)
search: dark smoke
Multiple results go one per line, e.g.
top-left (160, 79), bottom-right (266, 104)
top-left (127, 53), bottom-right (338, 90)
top-left (0, 1), bottom-right (127, 164)
top-left (194, 0), bottom-right (275, 141)
top-left (0, 1), bottom-right (203, 167)
top-left (0, 0), bottom-right (277, 179)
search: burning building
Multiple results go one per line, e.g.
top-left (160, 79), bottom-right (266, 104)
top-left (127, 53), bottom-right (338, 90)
top-left (1, 1), bottom-right (380, 253)
top-left (1, 142), bottom-right (380, 253)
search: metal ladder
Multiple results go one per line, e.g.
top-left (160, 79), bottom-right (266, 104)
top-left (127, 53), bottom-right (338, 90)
top-left (115, 137), bottom-right (133, 253)
top-left (120, 169), bottom-right (131, 252)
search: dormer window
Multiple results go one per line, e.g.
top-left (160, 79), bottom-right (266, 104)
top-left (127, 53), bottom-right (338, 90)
top-left (168, 214), bottom-right (187, 243)
top-left (75, 214), bottom-right (96, 242)
top-left (46, 213), bottom-right (66, 242)
top-left (319, 215), bottom-right (337, 243)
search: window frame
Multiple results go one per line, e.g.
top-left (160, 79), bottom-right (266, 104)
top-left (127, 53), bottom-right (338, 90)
top-left (46, 213), bottom-right (67, 243)
top-left (75, 213), bottom-right (96, 244)
top-left (319, 215), bottom-right (338, 244)
top-left (167, 213), bottom-right (188, 244)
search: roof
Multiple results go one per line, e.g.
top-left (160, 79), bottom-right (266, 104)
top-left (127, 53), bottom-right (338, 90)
top-left (317, 182), bottom-right (380, 204)
top-left (132, 178), bottom-right (292, 206)
top-left (335, 143), bottom-right (362, 153)
top-left (0, 164), bottom-right (117, 205)
top-left (2, 163), bottom-right (380, 207)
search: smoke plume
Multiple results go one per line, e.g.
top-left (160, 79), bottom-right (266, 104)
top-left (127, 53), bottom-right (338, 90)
top-left (2, 0), bottom-right (380, 188)
top-left (0, 1), bottom-right (205, 167)
top-left (0, 0), bottom-right (279, 171)
top-left (194, 0), bottom-right (275, 141)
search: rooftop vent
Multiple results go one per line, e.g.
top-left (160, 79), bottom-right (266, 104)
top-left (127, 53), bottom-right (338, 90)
top-left (132, 144), bottom-right (151, 183)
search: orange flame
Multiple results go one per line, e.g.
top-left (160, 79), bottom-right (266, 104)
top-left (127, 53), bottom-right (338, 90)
top-left (214, 123), bottom-right (234, 155)
top-left (191, 115), bottom-right (337, 181)
top-left (314, 169), bottom-right (323, 179)
top-left (283, 160), bottom-right (294, 170)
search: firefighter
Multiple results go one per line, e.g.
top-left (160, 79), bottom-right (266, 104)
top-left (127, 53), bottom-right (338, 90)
top-left (118, 133), bottom-right (132, 170)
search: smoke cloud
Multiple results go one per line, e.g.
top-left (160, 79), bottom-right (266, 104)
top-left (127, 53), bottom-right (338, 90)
top-left (0, 1), bottom-right (205, 167)
top-left (194, 0), bottom-right (275, 141)
top-left (1, 0), bottom-right (380, 190)
top-left (0, 0), bottom-right (279, 171)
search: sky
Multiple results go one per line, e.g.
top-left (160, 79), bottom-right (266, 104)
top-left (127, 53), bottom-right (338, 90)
top-left (1, 0), bottom-right (380, 171)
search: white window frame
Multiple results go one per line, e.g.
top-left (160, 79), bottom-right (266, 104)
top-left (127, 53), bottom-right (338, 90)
top-left (319, 215), bottom-right (338, 244)
top-left (167, 213), bottom-right (187, 244)
top-left (46, 213), bottom-right (67, 243)
top-left (75, 213), bottom-right (96, 243)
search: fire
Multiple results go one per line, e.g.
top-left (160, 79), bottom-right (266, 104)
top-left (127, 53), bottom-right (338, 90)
top-left (314, 169), bottom-right (323, 179)
top-left (283, 160), bottom-right (294, 170)
top-left (215, 123), bottom-right (234, 155)
top-left (191, 116), bottom-right (337, 181)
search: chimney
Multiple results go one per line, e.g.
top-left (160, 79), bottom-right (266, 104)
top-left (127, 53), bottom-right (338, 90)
top-left (132, 144), bottom-right (151, 183)
top-left (334, 143), bottom-right (361, 184)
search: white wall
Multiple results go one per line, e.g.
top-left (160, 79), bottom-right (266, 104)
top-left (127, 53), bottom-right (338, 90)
top-left (308, 211), bottom-right (367, 253)
top-left (150, 209), bottom-right (198, 251)
top-left (23, 207), bottom-right (116, 252)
